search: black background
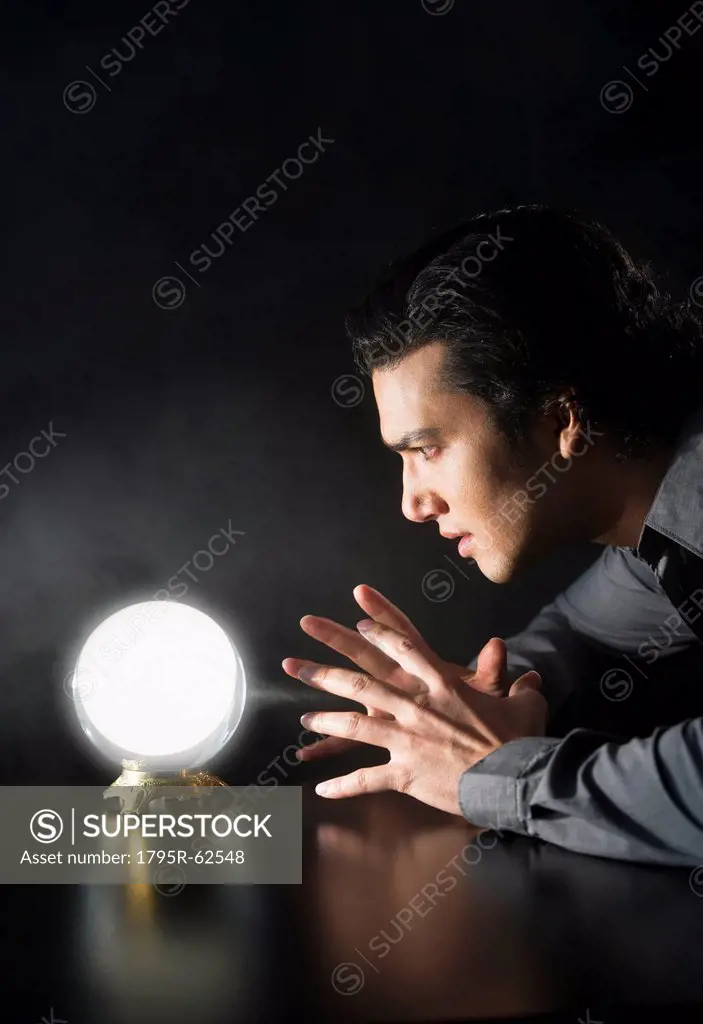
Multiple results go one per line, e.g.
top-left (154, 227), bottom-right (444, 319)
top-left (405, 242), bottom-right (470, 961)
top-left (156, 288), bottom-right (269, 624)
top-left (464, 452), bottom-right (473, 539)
top-left (3, 0), bottom-right (703, 783)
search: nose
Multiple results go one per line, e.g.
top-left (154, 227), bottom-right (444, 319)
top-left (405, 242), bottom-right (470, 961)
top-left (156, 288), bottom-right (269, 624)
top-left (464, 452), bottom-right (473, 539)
top-left (401, 477), bottom-right (444, 524)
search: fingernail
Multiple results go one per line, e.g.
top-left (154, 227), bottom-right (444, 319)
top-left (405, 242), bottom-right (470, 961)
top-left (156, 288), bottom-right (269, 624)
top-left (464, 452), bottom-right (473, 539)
top-left (357, 619), bottom-right (375, 633)
top-left (298, 665), bottom-right (317, 682)
top-left (300, 712), bottom-right (314, 727)
top-left (316, 781), bottom-right (331, 795)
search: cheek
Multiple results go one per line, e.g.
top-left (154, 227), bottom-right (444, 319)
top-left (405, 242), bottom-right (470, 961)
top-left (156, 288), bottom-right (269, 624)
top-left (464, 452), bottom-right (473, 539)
top-left (459, 454), bottom-right (541, 553)
top-left (452, 444), bottom-right (516, 514)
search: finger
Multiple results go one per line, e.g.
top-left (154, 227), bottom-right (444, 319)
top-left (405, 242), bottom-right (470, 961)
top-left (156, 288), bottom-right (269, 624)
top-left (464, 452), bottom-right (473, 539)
top-left (353, 621), bottom-right (445, 691)
top-left (472, 637), bottom-right (509, 697)
top-left (284, 659), bottom-right (410, 718)
top-left (297, 703), bottom-right (390, 760)
top-left (296, 735), bottom-right (359, 761)
top-left (295, 615), bottom-right (403, 685)
top-left (353, 584), bottom-right (431, 652)
top-left (315, 764), bottom-right (397, 799)
top-left (300, 710), bottom-right (402, 750)
top-left (507, 670), bottom-right (542, 697)
top-left (296, 706), bottom-right (390, 761)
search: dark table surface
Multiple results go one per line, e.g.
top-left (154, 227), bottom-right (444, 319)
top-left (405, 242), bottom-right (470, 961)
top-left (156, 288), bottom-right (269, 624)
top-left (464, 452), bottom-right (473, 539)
top-left (7, 656), bottom-right (703, 1024)
top-left (8, 770), bottom-right (703, 1024)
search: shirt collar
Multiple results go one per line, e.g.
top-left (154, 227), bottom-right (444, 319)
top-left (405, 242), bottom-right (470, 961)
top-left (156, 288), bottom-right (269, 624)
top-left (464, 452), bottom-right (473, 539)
top-left (639, 403), bottom-right (703, 560)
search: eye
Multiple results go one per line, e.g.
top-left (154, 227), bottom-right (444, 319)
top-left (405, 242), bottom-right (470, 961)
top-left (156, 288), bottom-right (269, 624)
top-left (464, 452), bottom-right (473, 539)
top-left (415, 446), bottom-right (440, 461)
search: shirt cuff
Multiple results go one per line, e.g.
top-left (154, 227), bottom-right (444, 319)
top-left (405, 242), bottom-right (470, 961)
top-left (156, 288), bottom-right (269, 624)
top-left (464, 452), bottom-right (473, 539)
top-left (458, 736), bottom-right (562, 833)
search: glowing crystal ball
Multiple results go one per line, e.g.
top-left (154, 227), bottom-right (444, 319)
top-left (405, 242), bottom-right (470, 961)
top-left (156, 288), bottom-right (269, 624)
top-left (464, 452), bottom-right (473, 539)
top-left (68, 601), bottom-right (246, 771)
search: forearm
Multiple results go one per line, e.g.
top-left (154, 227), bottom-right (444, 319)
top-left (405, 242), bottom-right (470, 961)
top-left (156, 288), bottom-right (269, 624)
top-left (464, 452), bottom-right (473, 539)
top-left (459, 718), bottom-right (703, 866)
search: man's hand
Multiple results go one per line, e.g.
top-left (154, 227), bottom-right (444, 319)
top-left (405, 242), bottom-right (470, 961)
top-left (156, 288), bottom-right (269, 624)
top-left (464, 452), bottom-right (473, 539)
top-left (282, 584), bottom-right (547, 817)
top-left (285, 584), bottom-right (524, 764)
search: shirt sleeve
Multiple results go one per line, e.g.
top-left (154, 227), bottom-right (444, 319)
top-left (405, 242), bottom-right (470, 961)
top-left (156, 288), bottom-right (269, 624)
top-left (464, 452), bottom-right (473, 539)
top-left (458, 720), bottom-right (703, 866)
top-left (467, 545), bottom-right (700, 723)
top-left (459, 544), bottom-right (703, 865)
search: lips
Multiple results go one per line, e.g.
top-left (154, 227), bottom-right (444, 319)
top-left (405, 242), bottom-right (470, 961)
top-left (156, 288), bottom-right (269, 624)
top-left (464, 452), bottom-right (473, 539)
top-left (439, 530), bottom-right (475, 558)
top-left (458, 534), bottom-right (473, 558)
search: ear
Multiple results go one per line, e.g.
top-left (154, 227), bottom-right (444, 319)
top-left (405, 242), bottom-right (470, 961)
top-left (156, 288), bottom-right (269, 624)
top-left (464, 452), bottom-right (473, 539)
top-left (551, 389), bottom-right (584, 459)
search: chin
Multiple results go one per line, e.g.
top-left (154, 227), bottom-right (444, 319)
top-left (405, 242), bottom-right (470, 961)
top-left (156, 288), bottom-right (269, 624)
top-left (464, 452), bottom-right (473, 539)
top-left (471, 550), bottom-right (516, 584)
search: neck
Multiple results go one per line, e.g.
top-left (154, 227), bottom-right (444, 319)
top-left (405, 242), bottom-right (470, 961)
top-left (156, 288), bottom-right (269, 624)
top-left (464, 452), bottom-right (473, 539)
top-left (593, 445), bottom-right (675, 548)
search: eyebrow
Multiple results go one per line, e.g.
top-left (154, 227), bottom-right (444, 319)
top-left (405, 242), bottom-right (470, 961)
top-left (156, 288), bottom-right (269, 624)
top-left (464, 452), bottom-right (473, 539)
top-left (382, 427), bottom-right (443, 453)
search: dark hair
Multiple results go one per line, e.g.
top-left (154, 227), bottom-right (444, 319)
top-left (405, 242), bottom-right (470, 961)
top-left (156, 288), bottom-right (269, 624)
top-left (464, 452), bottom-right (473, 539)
top-left (346, 204), bottom-right (703, 459)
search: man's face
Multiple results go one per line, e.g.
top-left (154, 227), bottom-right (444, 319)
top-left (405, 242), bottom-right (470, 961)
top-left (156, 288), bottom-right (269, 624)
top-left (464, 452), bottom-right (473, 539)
top-left (372, 341), bottom-right (586, 583)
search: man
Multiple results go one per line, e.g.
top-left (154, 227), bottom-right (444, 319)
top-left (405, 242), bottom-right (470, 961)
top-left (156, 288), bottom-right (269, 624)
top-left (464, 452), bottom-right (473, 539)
top-left (282, 204), bottom-right (703, 866)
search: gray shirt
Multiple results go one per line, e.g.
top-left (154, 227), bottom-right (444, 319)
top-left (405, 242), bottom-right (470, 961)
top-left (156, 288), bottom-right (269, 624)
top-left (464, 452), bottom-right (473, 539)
top-left (458, 404), bottom-right (703, 866)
